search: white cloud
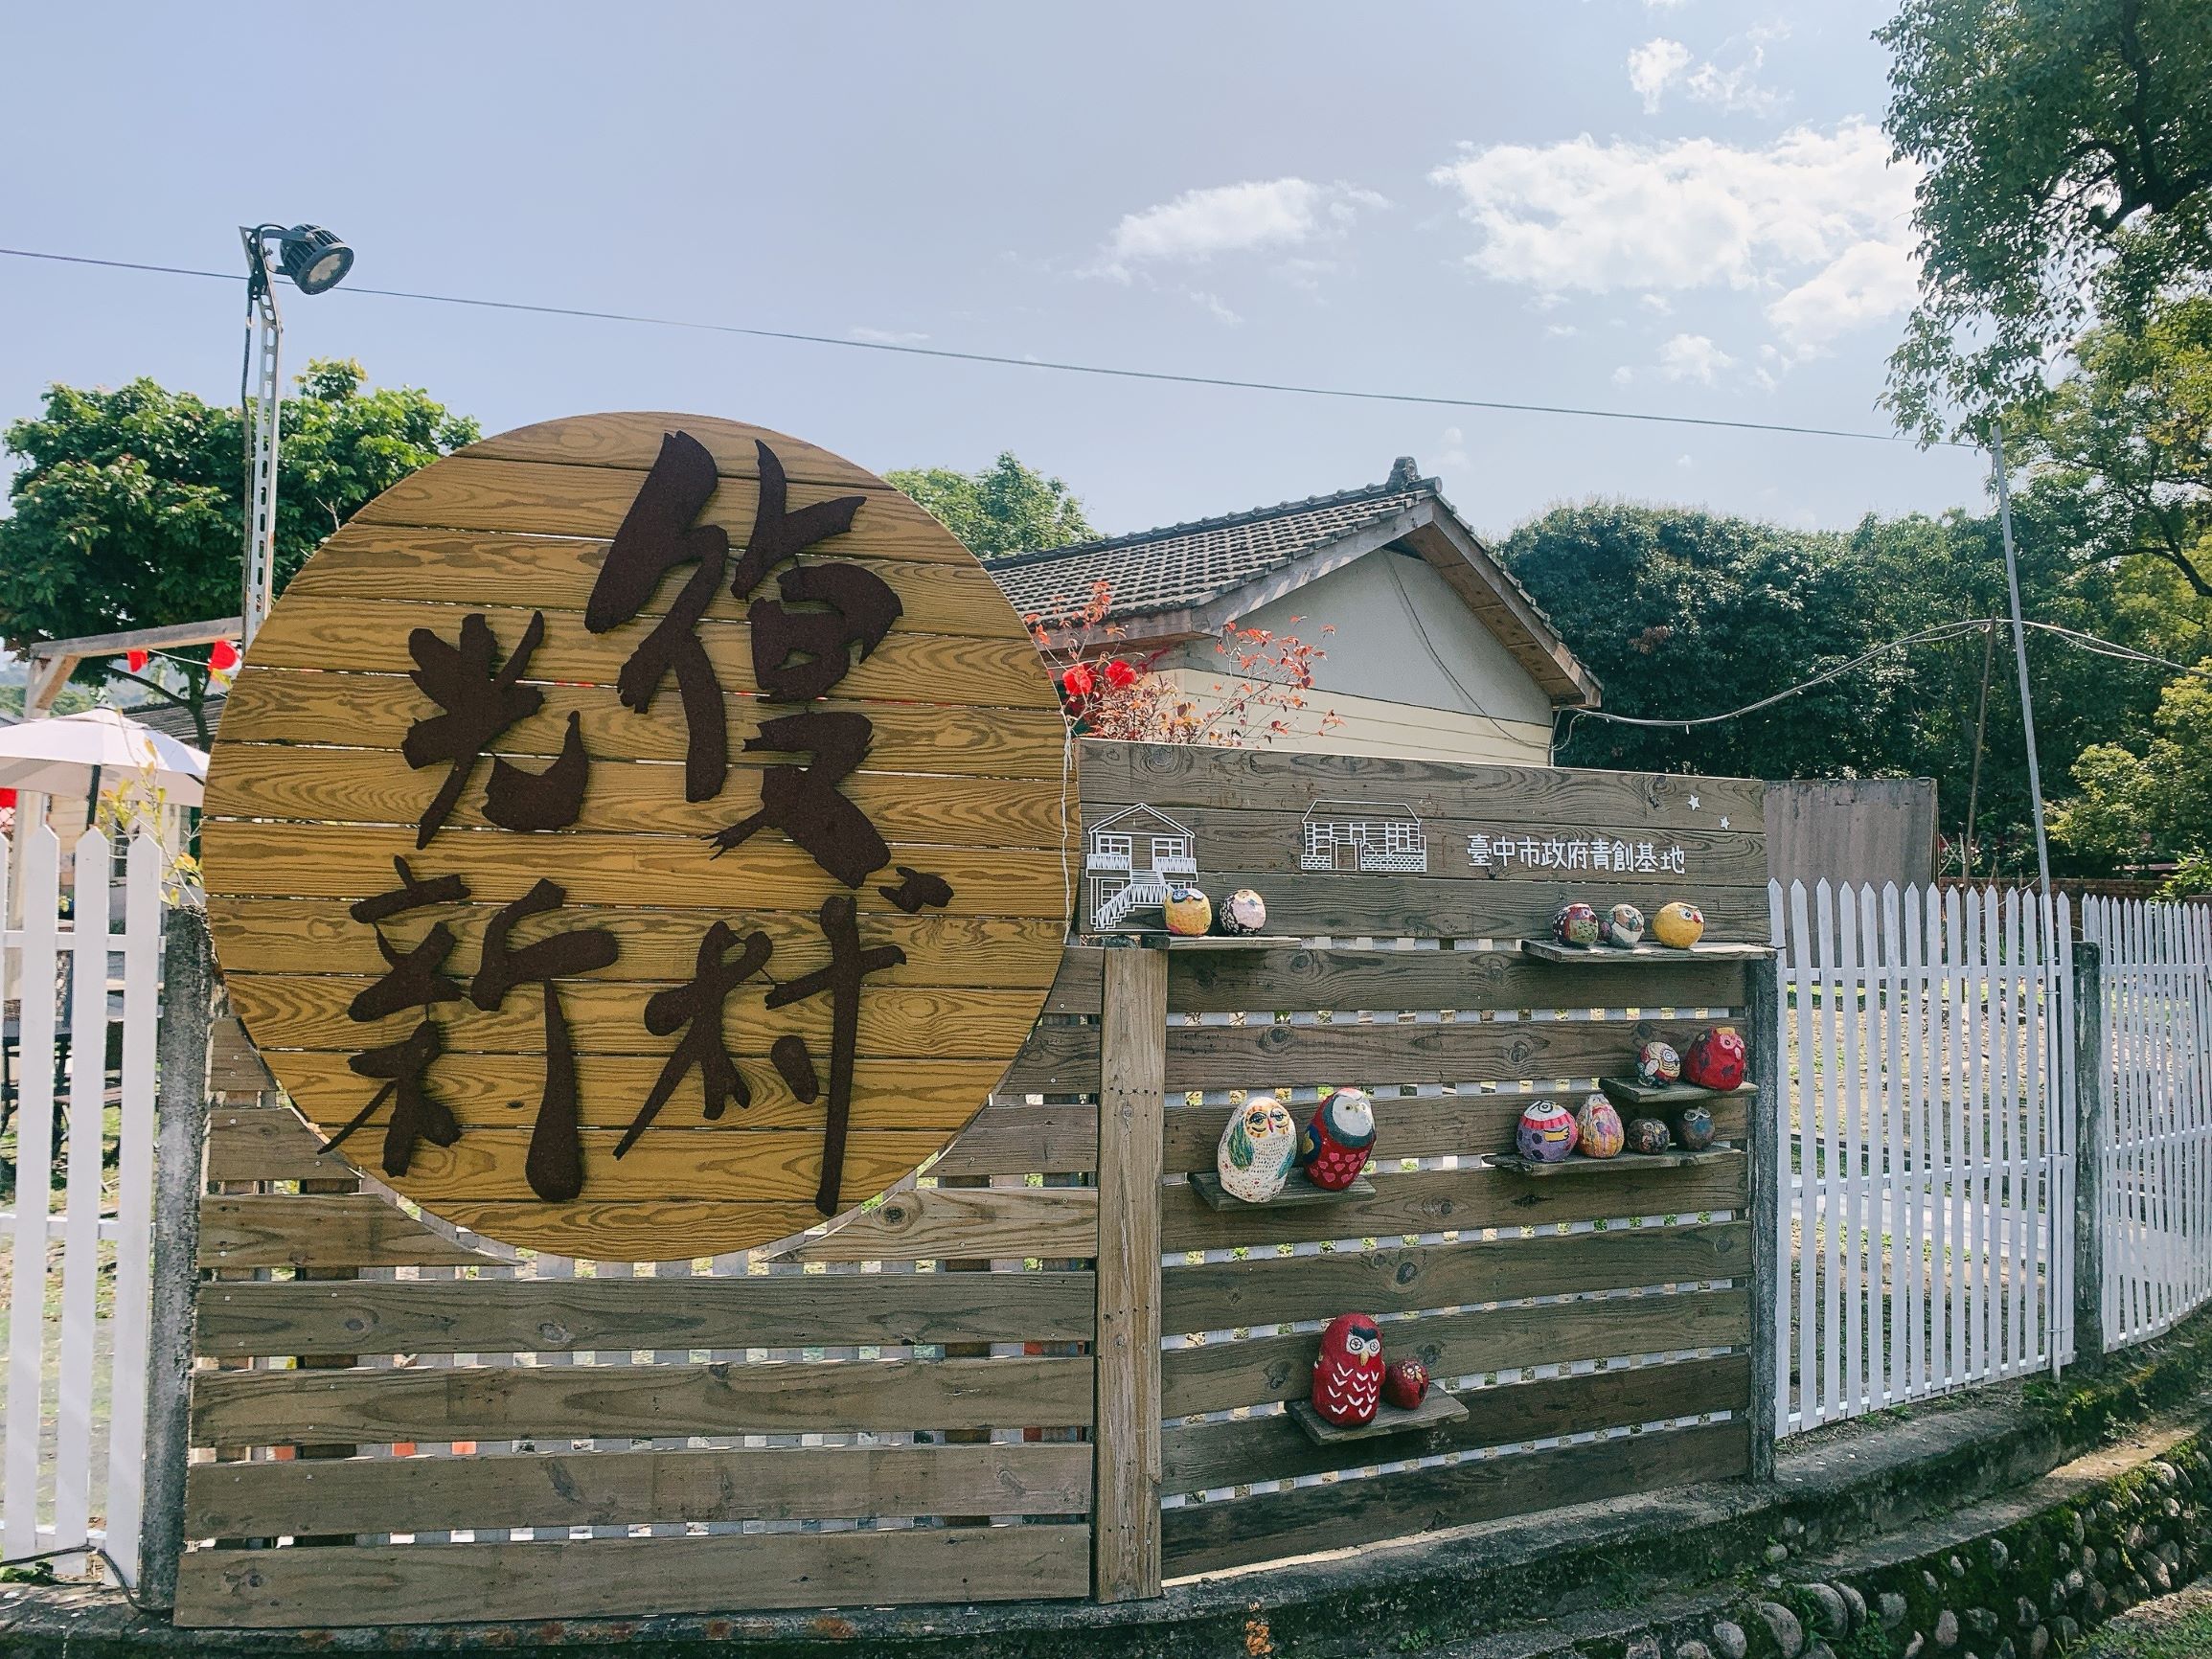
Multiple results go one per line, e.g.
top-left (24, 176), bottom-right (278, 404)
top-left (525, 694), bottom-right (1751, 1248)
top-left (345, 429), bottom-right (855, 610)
top-left (1544, 322), bottom-right (1580, 337)
top-left (1656, 332), bottom-right (1736, 384)
top-left (1645, 0), bottom-right (1688, 9)
top-left (1628, 38), bottom-right (1693, 114)
top-left (1438, 424), bottom-right (1471, 468)
top-left (848, 326), bottom-right (928, 345)
top-left (1638, 293), bottom-right (1674, 314)
top-left (1102, 177), bottom-right (1387, 273)
top-left (1428, 119), bottom-right (1920, 363)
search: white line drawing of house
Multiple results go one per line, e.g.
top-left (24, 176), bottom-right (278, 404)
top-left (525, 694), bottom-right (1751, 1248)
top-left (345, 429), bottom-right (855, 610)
top-left (1300, 800), bottom-right (1428, 874)
top-left (1085, 804), bottom-right (1197, 929)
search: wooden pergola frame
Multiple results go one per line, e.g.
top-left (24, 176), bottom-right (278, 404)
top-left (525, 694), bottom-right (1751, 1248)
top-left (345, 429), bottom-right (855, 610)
top-left (21, 616), bottom-right (242, 720)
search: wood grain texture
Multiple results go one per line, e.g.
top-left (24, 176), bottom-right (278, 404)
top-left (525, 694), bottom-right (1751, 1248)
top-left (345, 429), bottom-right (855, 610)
top-left (184, 1441), bottom-right (1092, 1537)
top-left (197, 1195), bottom-right (491, 1270)
top-left (205, 1103), bottom-right (348, 1183)
top-left (1158, 1419), bottom-right (1749, 1577)
top-left (190, 1354), bottom-right (1094, 1444)
top-left (1094, 944), bottom-right (1166, 1602)
top-left (1163, 1354), bottom-right (1750, 1491)
top-left (1159, 1014), bottom-right (1713, 1093)
top-left (1165, 1220), bottom-right (1750, 1333)
top-left (1167, 945), bottom-right (1746, 1016)
top-left (461, 413), bottom-right (900, 486)
top-left (195, 1269), bottom-right (1097, 1357)
top-left (1163, 1286), bottom-right (1749, 1417)
top-left (173, 1522), bottom-right (1090, 1627)
top-left (1080, 739), bottom-right (1765, 832)
top-left (935, 1102), bottom-right (1099, 1175)
top-left (1159, 1157), bottom-right (1747, 1251)
top-left (784, 1184), bottom-right (1099, 1262)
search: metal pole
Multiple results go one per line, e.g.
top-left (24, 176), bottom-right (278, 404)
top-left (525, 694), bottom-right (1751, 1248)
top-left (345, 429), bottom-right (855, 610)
top-left (1992, 422), bottom-right (2051, 894)
top-left (239, 228), bottom-right (284, 648)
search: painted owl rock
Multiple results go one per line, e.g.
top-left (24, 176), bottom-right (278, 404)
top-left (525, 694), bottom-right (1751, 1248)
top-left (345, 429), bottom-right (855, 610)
top-left (1215, 1099), bottom-right (1299, 1204)
top-left (1516, 1099), bottom-right (1579, 1163)
top-left (1576, 1095), bottom-right (1625, 1159)
top-left (1683, 1025), bottom-right (1747, 1092)
top-left (1552, 901), bottom-right (1601, 948)
top-left (1311, 1312), bottom-right (1385, 1426)
top-left (1652, 900), bottom-right (1706, 949)
top-left (1627, 1116), bottom-right (1674, 1155)
top-left (1634, 1039), bottom-right (1683, 1089)
top-left (1674, 1104), bottom-right (1717, 1152)
top-left (1383, 1357), bottom-right (1431, 1410)
top-left (1217, 888), bottom-right (1268, 935)
top-left (1165, 883), bottom-right (1213, 937)
top-left (1599, 902), bottom-right (1646, 947)
top-left (1297, 1088), bottom-right (1376, 1191)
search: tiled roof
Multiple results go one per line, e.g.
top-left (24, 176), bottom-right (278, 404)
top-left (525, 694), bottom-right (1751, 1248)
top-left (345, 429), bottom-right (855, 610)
top-left (986, 458), bottom-right (1435, 621)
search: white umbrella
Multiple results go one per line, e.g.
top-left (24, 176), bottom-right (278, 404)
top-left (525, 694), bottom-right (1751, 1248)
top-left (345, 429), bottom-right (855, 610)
top-left (0, 708), bottom-right (207, 807)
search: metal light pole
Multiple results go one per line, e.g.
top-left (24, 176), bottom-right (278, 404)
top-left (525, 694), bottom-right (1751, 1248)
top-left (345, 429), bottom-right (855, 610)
top-left (1992, 420), bottom-right (2051, 895)
top-left (238, 223), bottom-right (353, 645)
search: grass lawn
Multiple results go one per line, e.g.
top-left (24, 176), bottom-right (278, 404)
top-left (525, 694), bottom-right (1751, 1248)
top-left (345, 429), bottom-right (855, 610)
top-left (2082, 1582), bottom-right (2212, 1659)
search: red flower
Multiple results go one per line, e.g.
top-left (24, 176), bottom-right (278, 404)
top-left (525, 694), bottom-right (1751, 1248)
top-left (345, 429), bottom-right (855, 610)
top-left (209, 639), bottom-right (240, 671)
top-left (1060, 663), bottom-right (1096, 697)
top-left (125, 648), bottom-right (149, 673)
top-left (1104, 658), bottom-right (1137, 690)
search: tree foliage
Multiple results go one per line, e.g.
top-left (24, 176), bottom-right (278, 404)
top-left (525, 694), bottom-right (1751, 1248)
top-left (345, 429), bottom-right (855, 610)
top-left (886, 451), bottom-right (1095, 559)
top-left (0, 360), bottom-right (478, 742)
top-left (1881, 0), bottom-right (2212, 440)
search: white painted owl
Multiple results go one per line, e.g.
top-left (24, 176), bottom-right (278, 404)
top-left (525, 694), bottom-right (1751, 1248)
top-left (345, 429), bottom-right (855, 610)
top-left (1215, 1098), bottom-right (1298, 1203)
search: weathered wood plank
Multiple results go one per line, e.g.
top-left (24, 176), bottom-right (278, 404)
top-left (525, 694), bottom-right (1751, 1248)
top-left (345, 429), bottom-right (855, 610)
top-left (1160, 1157), bottom-right (1747, 1252)
top-left (197, 1195), bottom-right (491, 1270)
top-left (1159, 1015), bottom-right (1713, 1093)
top-left (1159, 1419), bottom-right (1750, 1577)
top-left (459, 413), bottom-right (901, 488)
top-left (172, 1522), bottom-right (1091, 1627)
top-left (195, 1269), bottom-right (1097, 1358)
top-left (934, 1102), bottom-right (1099, 1176)
top-left (1167, 945), bottom-right (1746, 1016)
top-left (1162, 1092), bottom-right (1749, 1170)
top-left (208, 1016), bottom-right (276, 1096)
top-left (999, 1020), bottom-right (1103, 1096)
top-left (1164, 1354), bottom-right (1749, 1491)
top-left (184, 1441), bottom-right (1092, 1536)
top-left (190, 1354), bottom-right (1094, 1444)
top-left (221, 669), bottom-right (1071, 777)
top-left (1094, 943), bottom-right (1167, 1602)
top-left (1079, 740), bottom-right (1765, 832)
top-left (785, 1184), bottom-right (1099, 1262)
top-left (1163, 1286), bottom-right (1750, 1417)
top-left (1164, 1220), bottom-right (1750, 1333)
top-left (204, 1104), bottom-right (348, 1183)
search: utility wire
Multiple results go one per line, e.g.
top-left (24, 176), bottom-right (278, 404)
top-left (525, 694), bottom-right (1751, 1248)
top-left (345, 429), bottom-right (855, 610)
top-left (0, 244), bottom-right (1962, 449)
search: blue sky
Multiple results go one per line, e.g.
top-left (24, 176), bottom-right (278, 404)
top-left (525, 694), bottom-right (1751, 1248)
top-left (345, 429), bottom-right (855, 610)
top-left (0, 0), bottom-right (1991, 541)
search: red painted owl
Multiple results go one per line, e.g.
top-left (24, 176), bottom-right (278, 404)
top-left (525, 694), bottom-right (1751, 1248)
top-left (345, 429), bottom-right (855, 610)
top-left (1683, 1025), bottom-right (1748, 1091)
top-left (1297, 1088), bottom-right (1377, 1191)
top-left (1311, 1312), bottom-right (1385, 1425)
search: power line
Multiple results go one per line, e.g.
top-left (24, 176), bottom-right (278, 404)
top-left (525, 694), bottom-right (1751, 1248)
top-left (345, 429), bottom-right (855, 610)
top-left (0, 244), bottom-right (1959, 449)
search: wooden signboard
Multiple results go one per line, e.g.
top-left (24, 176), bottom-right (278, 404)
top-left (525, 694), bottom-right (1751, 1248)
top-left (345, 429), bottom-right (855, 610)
top-left (201, 414), bottom-right (1073, 1258)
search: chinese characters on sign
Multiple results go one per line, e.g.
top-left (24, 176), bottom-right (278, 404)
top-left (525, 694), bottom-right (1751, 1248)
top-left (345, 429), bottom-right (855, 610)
top-left (1465, 832), bottom-right (1690, 875)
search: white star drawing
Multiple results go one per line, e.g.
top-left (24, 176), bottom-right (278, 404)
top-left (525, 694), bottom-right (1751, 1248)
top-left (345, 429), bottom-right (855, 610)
top-left (1687, 794), bottom-right (1700, 810)
top-left (1720, 816), bottom-right (1730, 830)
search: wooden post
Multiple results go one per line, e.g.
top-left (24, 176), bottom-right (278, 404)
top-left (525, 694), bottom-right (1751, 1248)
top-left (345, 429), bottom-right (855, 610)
top-left (2072, 941), bottom-right (2107, 1370)
top-left (1745, 951), bottom-right (1782, 1482)
top-left (1093, 939), bottom-right (1166, 1602)
top-left (136, 904), bottom-right (215, 1608)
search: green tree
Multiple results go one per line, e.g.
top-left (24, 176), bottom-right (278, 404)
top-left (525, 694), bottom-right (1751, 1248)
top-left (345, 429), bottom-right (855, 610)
top-left (2050, 671), bottom-right (2212, 883)
top-left (0, 360), bottom-right (478, 743)
top-left (886, 452), bottom-right (1095, 559)
top-left (1880, 0), bottom-right (2212, 440)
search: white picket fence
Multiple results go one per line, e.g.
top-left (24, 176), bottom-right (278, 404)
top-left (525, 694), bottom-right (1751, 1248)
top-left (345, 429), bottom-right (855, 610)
top-left (2082, 898), bottom-right (2212, 1352)
top-left (1769, 880), bottom-right (2075, 1438)
top-left (0, 828), bottom-right (165, 1581)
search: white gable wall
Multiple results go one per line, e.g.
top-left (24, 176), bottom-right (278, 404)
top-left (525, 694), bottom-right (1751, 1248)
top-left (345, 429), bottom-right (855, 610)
top-left (1148, 548), bottom-right (1557, 765)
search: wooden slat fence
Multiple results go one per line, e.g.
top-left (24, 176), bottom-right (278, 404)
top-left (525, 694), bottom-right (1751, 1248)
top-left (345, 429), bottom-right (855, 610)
top-left (2082, 898), bottom-right (2212, 1351)
top-left (1768, 880), bottom-right (2074, 1437)
top-left (0, 828), bottom-right (166, 1581)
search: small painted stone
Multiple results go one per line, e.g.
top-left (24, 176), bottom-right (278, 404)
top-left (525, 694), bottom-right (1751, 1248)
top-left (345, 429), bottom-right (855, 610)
top-left (1383, 1357), bottom-right (1430, 1410)
top-left (1576, 1094), bottom-right (1625, 1159)
top-left (1627, 1116), bottom-right (1673, 1155)
top-left (1311, 1311), bottom-right (1384, 1426)
top-left (1652, 900), bottom-right (1706, 948)
top-left (1634, 1038), bottom-right (1682, 1088)
top-left (1684, 1024), bottom-right (1748, 1091)
top-left (1164, 883), bottom-right (1213, 937)
top-left (1552, 900), bottom-right (1601, 947)
top-left (1599, 901), bottom-right (1646, 947)
top-left (1298, 1088), bottom-right (1377, 1191)
top-left (1674, 1104), bottom-right (1717, 1151)
top-left (1215, 1098), bottom-right (1298, 1203)
top-left (1217, 887), bottom-right (1268, 935)
top-left (1516, 1098), bottom-right (1579, 1163)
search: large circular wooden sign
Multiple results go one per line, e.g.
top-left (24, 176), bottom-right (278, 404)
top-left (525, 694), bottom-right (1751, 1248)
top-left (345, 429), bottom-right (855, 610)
top-left (203, 414), bottom-right (1073, 1259)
